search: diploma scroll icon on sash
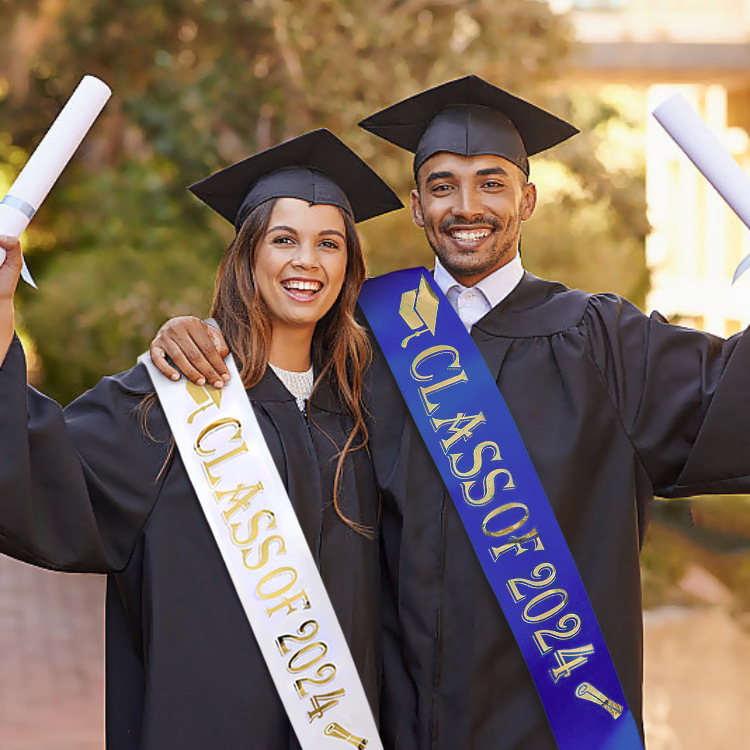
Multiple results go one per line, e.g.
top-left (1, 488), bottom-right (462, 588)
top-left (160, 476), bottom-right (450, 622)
top-left (325, 722), bottom-right (369, 748)
top-left (576, 683), bottom-right (624, 720)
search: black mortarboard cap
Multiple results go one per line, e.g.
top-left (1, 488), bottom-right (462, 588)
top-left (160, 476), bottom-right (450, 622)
top-left (189, 128), bottom-right (402, 231)
top-left (358, 75), bottom-right (578, 176)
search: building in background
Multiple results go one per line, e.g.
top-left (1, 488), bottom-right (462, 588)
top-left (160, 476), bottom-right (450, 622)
top-left (564, 0), bottom-right (750, 335)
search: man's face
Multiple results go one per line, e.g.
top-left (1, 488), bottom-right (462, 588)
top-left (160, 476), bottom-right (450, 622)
top-left (411, 152), bottom-right (537, 286)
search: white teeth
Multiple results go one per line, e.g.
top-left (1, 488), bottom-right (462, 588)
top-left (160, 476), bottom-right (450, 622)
top-left (283, 279), bottom-right (322, 292)
top-left (452, 229), bottom-right (491, 242)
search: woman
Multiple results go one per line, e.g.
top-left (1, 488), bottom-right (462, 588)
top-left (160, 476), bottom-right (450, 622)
top-left (0, 129), bottom-right (401, 749)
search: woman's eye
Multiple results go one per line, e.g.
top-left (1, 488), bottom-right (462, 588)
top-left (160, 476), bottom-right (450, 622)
top-left (271, 235), bottom-right (295, 246)
top-left (320, 239), bottom-right (342, 250)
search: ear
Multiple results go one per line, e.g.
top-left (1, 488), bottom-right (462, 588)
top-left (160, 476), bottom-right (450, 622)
top-left (410, 189), bottom-right (425, 228)
top-left (520, 182), bottom-right (537, 222)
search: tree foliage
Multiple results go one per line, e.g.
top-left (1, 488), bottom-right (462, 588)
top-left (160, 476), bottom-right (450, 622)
top-left (0, 0), bottom-right (648, 403)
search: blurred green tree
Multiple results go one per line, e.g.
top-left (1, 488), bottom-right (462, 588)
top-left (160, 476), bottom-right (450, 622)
top-left (0, 0), bottom-right (647, 403)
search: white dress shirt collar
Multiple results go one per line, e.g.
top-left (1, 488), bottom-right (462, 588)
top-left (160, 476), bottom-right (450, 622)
top-left (433, 253), bottom-right (525, 330)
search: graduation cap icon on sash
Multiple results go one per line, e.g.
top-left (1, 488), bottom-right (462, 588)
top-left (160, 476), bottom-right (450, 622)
top-left (399, 274), bottom-right (439, 348)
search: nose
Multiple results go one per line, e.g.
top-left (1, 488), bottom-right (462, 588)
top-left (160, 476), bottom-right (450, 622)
top-left (453, 184), bottom-right (483, 220)
top-left (291, 240), bottom-right (319, 269)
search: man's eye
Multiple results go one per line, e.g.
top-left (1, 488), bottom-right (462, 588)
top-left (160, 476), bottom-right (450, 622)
top-left (431, 183), bottom-right (452, 193)
top-left (483, 180), bottom-right (503, 189)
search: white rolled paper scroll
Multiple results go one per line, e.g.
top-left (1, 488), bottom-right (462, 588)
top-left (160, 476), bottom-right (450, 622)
top-left (0, 75), bottom-right (112, 286)
top-left (652, 93), bottom-right (750, 282)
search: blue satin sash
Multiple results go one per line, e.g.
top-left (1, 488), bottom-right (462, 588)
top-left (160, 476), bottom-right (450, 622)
top-left (359, 268), bottom-right (644, 750)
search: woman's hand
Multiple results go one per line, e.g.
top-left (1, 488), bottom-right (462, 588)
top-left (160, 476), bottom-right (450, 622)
top-left (0, 236), bottom-right (23, 364)
top-left (150, 316), bottom-right (230, 388)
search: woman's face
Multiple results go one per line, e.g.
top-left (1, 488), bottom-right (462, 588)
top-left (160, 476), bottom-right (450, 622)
top-left (253, 197), bottom-right (349, 335)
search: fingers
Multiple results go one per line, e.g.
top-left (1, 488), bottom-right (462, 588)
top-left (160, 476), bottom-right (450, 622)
top-left (149, 341), bottom-right (181, 382)
top-left (0, 236), bottom-right (23, 302)
top-left (150, 316), bottom-right (230, 388)
top-left (200, 325), bottom-right (231, 382)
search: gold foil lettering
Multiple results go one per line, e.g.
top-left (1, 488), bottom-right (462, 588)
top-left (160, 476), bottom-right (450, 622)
top-left (229, 509), bottom-right (276, 548)
top-left (276, 620), bottom-right (319, 655)
top-left (201, 444), bottom-right (249, 487)
top-left (431, 411), bottom-right (486, 452)
top-left (243, 534), bottom-right (286, 570)
top-left (194, 417), bottom-right (242, 455)
top-left (521, 588), bottom-right (569, 624)
top-left (489, 528), bottom-right (544, 562)
top-left (410, 344), bottom-right (462, 382)
top-left (507, 563), bottom-right (557, 603)
top-left (287, 641), bottom-right (328, 673)
top-left (256, 565), bottom-right (298, 600)
top-left (482, 502), bottom-right (530, 538)
top-left (418, 372), bottom-right (469, 415)
top-left (266, 589), bottom-right (312, 618)
top-left (194, 418), bottom-right (248, 486)
top-left (218, 482), bottom-right (264, 523)
top-left (460, 467), bottom-right (514, 507)
top-left (294, 664), bottom-right (337, 697)
top-left (448, 440), bottom-right (501, 479)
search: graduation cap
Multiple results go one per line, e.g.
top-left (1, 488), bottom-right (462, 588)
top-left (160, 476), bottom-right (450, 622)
top-left (358, 75), bottom-right (578, 177)
top-left (189, 128), bottom-right (403, 231)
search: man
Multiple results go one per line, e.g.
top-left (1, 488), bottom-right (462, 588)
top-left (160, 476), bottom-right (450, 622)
top-left (150, 77), bottom-right (750, 748)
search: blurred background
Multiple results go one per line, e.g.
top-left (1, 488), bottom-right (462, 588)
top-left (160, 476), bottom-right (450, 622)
top-left (1, 0), bottom-right (749, 747)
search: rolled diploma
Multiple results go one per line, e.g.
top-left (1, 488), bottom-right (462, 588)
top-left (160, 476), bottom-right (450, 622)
top-left (0, 75), bottom-right (112, 285)
top-left (652, 93), bottom-right (750, 282)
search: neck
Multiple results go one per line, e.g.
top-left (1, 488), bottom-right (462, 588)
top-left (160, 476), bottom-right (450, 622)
top-left (438, 250), bottom-right (519, 288)
top-left (268, 325), bottom-right (314, 372)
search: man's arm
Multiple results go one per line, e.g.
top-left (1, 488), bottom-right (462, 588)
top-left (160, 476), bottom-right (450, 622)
top-left (150, 316), bottom-right (231, 388)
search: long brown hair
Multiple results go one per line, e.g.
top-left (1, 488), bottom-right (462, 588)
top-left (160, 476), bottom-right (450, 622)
top-left (210, 198), bottom-right (373, 536)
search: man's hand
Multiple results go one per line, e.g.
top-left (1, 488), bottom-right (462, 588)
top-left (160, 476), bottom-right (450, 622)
top-left (150, 316), bottom-right (231, 389)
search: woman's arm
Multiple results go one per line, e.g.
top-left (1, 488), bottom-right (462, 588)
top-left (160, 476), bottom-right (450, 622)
top-left (0, 239), bottom-right (169, 571)
top-left (0, 236), bottom-right (23, 364)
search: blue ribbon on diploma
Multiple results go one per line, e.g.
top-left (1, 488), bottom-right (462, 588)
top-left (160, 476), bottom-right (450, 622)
top-left (359, 268), bottom-right (644, 750)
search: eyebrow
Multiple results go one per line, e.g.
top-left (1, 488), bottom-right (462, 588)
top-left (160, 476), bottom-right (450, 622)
top-left (319, 229), bottom-right (346, 240)
top-left (424, 165), bottom-right (511, 185)
top-left (424, 170), bottom-right (454, 185)
top-left (477, 166), bottom-right (510, 178)
top-left (267, 225), bottom-right (345, 240)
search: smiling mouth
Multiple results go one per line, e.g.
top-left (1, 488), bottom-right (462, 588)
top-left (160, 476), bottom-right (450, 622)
top-left (281, 278), bottom-right (324, 299)
top-left (447, 227), bottom-right (493, 243)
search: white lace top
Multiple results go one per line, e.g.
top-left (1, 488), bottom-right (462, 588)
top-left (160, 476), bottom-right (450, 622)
top-left (269, 363), bottom-right (314, 412)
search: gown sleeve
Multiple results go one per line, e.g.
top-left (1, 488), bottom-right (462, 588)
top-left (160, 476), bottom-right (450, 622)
top-left (584, 294), bottom-right (750, 497)
top-left (0, 335), bottom-right (170, 572)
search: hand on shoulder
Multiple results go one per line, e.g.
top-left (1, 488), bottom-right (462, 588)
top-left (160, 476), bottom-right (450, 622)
top-left (150, 315), bottom-right (230, 389)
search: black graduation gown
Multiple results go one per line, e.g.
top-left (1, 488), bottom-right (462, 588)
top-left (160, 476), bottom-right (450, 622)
top-left (367, 272), bottom-right (750, 750)
top-left (0, 336), bottom-right (381, 750)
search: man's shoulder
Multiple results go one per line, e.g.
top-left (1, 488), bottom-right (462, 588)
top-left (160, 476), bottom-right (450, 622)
top-left (475, 273), bottom-right (631, 338)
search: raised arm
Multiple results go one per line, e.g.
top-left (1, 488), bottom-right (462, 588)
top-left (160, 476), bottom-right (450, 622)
top-left (150, 315), bottom-right (231, 388)
top-left (0, 236), bottom-right (169, 571)
top-left (0, 236), bottom-right (24, 364)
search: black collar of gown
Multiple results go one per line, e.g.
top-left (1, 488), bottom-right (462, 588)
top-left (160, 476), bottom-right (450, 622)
top-left (245, 362), bottom-right (348, 416)
top-left (470, 272), bottom-right (593, 339)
